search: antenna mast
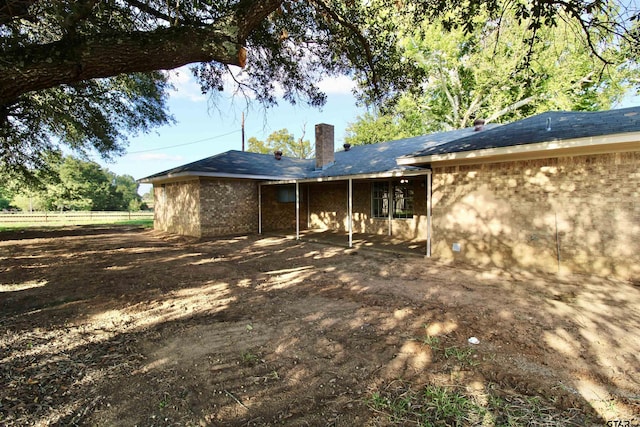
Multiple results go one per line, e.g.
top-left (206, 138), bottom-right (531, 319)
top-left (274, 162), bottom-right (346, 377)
top-left (241, 111), bottom-right (245, 151)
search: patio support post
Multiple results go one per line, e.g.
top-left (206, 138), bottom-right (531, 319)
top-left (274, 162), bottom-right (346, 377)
top-left (258, 183), bottom-right (262, 235)
top-left (296, 181), bottom-right (300, 240)
top-left (427, 172), bottom-right (432, 257)
top-left (307, 184), bottom-right (311, 229)
top-left (388, 180), bottom-right (392, 236)
top-left (348, 178), bottom-right (353, 248)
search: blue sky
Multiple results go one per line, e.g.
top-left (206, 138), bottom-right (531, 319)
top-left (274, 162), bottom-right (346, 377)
top-left (96, 67), bottom-right (639, 195)
top-left (96, 68), bottom-right (365, 195)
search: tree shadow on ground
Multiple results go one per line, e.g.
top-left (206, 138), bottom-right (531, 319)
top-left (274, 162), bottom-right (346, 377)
top-left (0, 226), bottom-right (638, 425)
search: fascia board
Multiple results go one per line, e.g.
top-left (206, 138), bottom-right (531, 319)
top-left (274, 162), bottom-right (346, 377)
top-left (397, 132), bottom-right (640, 166)
top-left (260, 169), bottom-right (432, 185)
top-left (138, 171), bottom-right (300, 184)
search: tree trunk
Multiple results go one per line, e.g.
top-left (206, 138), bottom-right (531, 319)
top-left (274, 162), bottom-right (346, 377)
top-left (0, 26), bottom-right (243, 106)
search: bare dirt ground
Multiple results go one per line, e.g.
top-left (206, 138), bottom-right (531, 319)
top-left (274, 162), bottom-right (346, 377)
top-left (1, 225), bottom-right (639, 426)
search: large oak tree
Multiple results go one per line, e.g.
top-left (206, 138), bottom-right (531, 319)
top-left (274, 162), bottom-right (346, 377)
top-left (346, 4), bottom-right (639, 145)
top-left (1, 0), bottom-right (638, 179)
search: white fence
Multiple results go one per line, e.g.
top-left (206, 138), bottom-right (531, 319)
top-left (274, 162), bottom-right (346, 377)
top-left (0, 211), bottom-right (154, 224)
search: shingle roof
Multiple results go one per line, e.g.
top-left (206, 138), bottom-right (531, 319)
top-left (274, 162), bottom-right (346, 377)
top-left (141, 107), bottom-right (640, 183)
top-left (311, 126), bottom-right (487, 178)
top-left (406, 106), bottom-right (640, 158)
top-left (141, 150), bottom-right (311, 180)
top-left (141, 126), bottom-right (488, 182)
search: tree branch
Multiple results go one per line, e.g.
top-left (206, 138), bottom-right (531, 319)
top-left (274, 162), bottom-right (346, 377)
top-left (235, 0), bottom-right (284, 40)
top-left (0, 0), bottom-right (37, 24)
top-left (309, 0), bottom-right (380, 94)
top-left (1, 0), bottom-right (284, 107)
top-left (486, 95), bottom-right (536, 123)
top-left (462, 93), bottom-right (483, 127)
top-left (122, 0), bottom-right (176, 24)
top-left (0, 25), bottom-right (247, 107)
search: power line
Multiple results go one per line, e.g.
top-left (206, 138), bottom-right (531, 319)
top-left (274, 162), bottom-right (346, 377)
top-left (126, 129), bottom-right (241, 154)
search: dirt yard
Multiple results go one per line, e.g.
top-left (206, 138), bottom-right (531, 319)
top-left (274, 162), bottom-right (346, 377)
top-left (1, 225), bottom-right (638, 426)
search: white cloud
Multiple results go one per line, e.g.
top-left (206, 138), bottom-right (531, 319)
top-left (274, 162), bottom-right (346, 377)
top-left (168, 67), bottom-right (207, 102)
top-left (317, 75), bottom-right (357, 95)
top-left (168, 65), bottom-right (355, 103)
top-left (133, 153), bottom-right (186, 162)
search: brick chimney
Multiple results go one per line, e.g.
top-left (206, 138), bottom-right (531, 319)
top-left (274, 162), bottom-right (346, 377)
top-left (315, 123), bottom-right (335, 170)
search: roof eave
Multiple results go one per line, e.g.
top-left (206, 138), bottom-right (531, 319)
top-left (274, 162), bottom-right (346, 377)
top-left (138, 171), bottom-right (302, 184)
top-left (260, 168), bottom-right (432, 185)
top-left (397, 132), bottom-right (640, 167)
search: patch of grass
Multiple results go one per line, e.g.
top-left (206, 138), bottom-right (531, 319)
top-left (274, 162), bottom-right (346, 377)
top-left (421, 334), bottom-right (441, 350)
top-left (240, 351), bottom-right (259, 366)
top-left (366, 381), bottom-right (586, 426)
top-left (485, 393), bottom-right (586, 426)
top-left (112, 219), bottom-right (153, 227)
top-left (0, 217), bottom-right (153, 231)
top-left (443, 346), bottom-right (479, 366)
top-left (367, 383), bottom-right (483, 425)
top-left (157, 391), bottom-right (173, 410)
top-left (423, 385), bottom-right (484, 425)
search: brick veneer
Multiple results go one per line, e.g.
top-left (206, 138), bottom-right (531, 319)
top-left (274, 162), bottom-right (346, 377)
top-left (199, 178), bottom-right (258, 236)
top-left (303, 179), bottom-right (429, 240)
top-left (431, 151), bottom-right (640, 279)
top-left (154, 150), bottom-right (639, 279)
top-left (153, 180), bottom-right (201, 236)
top-left (154, 178), bottom-right (258, 237)
top-left (260, 185), bottom-right (308, 231)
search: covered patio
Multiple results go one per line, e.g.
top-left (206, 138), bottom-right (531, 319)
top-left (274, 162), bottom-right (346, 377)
top-left (266, 228), bottom-right (428, 257)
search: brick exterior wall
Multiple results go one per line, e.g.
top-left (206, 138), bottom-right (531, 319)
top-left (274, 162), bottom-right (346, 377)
top-left (153, 180), bottom-right (201, 236)
top-left (154, 178), bottom-right (259, 237)
top-left (431, 151), bottom-right (640, 279)
top-left (308, 182), bottom-right (348, 231)
top-left (261, 185), bottom-right (308, 231)
top-left (305, 179), bottom-right (429, 240)
top-left (199, 178), bottom-right (258, 236)
top-left (153, 149), bottom-right (639, 280)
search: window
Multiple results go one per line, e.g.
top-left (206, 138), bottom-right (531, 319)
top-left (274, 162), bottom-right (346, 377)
top-left (393, 180), bottom-right (414, 219)
top-left (371, 180), bottom-right (414, 219)
top-left (277, 185), bottom-right (297, 203)
top-left (372, 182), bottom-right (389, 218)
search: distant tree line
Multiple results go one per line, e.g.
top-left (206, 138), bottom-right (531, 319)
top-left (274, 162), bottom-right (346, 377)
top-left (247, 127), bottom-right (313, 159)
top-left (0, 155), bottom-right (147, 212)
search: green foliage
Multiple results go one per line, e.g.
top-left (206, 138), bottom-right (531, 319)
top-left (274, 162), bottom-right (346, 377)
top-left (115, 175), bottom-right (143, 210)
top-left (0, 185), bottom-right (14, 210)
top-left (443, 346), bottom-right (479, 367)
top-left (1, 0), bottom-right (636, 176)
top-left (420, 334), bottom-right (441, 350)
top-left (367, 382), bottom-right (586, 426)
top-left (1, 73), bottom-right (174, 183)
top-left (345, 99), bottom-right (437, 146)
top-left (247, 128), bottom-right (313, 159)
top-left (8, 156), bottom-right (144, 212)
top-left (367, 384), bottom-right (484, 425)
top-left (345, 113), bottom-right (404, 146)
top-left (141, 189), bottom-right (154, 210)
top-left (346, 8), bottom-right (638, 144)
top-left (240, 351), bottom-right (260, 366)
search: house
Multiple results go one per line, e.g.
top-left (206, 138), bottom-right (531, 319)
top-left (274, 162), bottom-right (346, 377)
top-left (140, 107), bottom-right (640, 279)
